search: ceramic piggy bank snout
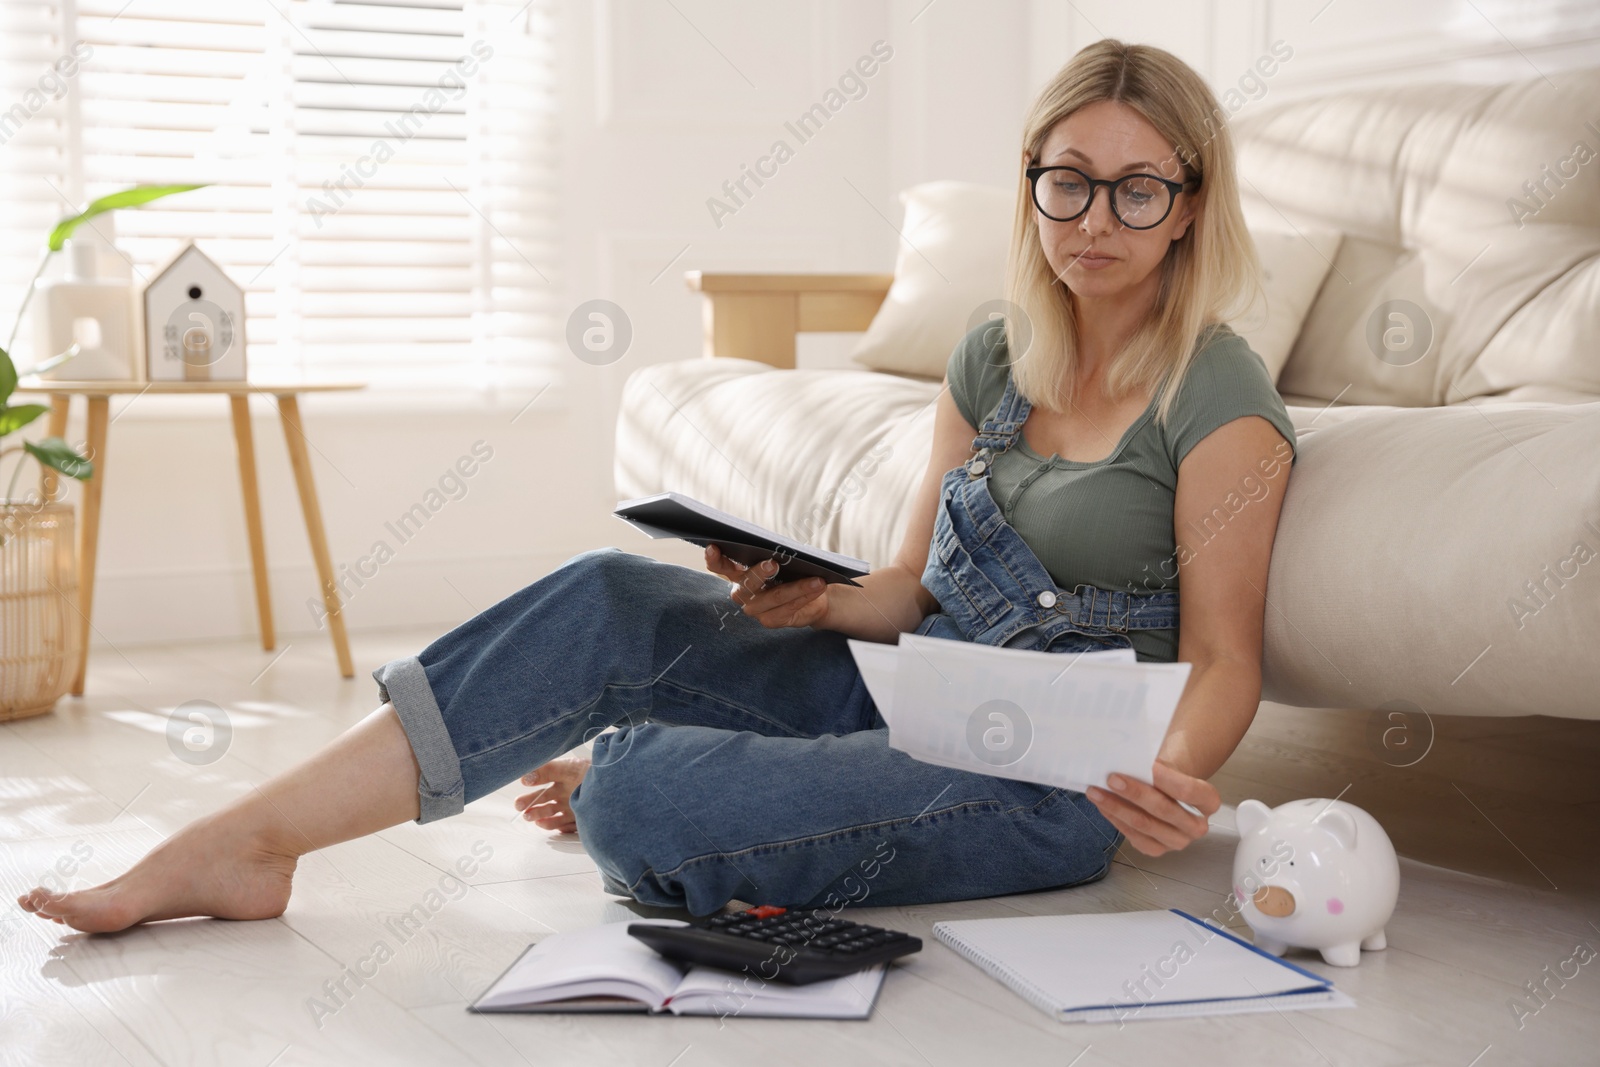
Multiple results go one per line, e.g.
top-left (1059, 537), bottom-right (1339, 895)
top-left (1232, 798), bottom-right (1400, 967)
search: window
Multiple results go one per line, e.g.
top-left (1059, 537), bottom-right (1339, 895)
top-left (0, 0), bottom-right (561, 395)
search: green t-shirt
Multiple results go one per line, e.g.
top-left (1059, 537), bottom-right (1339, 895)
top-left (944, 321), bottom-right (1298, 663)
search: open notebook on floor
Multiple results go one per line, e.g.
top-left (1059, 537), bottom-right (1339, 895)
top-left (469, 920), bottom-right (885, 1018)
top-left (934, 910), bottom-right (1354, 1024)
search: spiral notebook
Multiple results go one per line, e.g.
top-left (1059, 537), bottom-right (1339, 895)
top-left (933, 909), bottom-right (1354, 1024)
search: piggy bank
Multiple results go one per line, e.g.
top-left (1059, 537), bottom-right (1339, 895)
top-left (1232, 798), bottom-right (1399, 967)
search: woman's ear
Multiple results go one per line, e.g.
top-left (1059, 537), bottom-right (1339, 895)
top-left (1171, 198), bottom-right (1200, 241)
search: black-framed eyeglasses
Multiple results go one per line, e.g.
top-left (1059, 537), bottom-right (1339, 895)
top-left (1025, 165), bottom-right (1200, 230)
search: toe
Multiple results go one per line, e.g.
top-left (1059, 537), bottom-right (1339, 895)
top-left (522, 766), bottom-right (561, 788)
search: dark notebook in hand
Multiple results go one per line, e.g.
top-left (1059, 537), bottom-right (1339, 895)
top-left (614, 492), bottom-right (870, 586)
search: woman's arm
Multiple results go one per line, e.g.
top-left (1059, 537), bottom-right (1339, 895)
top-left (1084, 414), bottom-right (1294, 856)
top-left (706, 384), bottom-right (975, 641)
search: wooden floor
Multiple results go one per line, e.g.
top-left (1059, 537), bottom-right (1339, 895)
top-left (2, 627), bottom-right (1596, 1067)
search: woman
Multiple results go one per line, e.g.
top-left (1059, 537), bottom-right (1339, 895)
top-left (20, 39), bottom-right (1296, 932)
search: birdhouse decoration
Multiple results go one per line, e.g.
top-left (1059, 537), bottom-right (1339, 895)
top-left (142, 242), bottom-right (246, 382)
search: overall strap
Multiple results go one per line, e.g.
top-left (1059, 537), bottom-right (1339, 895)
top-left (969, 369), bottom-right (1032, 456)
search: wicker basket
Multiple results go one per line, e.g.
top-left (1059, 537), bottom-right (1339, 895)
top-left (1, 502), bottom-right (80, 721)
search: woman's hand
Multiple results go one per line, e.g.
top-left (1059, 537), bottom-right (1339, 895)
top-left (704, 544), bottom-right (831, 629)
top-left (1085, 760), bottom-right (1221, 857)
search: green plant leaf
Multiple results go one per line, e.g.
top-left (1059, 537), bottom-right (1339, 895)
top-left (0, 404), bottom-right (48, 435)
top-left (48, 184), bottom-right (207, 252)
top-left (0, 345), bottom-right (15, 405)
top-left (24, 437), bottom-right (93, 481)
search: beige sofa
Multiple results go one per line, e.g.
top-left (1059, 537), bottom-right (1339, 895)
top-left (616, 68), bottom-right (1600, 720)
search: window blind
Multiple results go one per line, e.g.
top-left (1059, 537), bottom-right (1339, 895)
top-left (0, 0), bottom-right (561, 393)
top-left (0, 0), bottom-right (74, 351)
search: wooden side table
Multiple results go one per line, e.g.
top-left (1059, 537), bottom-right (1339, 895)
top-left (15, 379), bottom-right (365, 692)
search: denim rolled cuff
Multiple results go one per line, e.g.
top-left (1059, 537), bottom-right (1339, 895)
top-left (372, 655), bottom-right (466, 824)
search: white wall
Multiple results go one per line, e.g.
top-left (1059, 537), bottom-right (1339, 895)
top-left (50, 0), bottom-right (1600, 654)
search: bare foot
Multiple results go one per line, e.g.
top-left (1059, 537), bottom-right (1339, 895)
top-left (515, 757), bottom-right (590, 834)
top-left (16, 814), bottom-right (298, 934)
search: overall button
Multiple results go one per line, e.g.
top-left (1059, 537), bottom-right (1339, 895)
top-left (1036, 590), bottom-right (1058, 610)
top-left (967, 459), bottom-right (987, 477)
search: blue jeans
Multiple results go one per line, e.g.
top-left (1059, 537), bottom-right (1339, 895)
top-left (373, 548), bottom-right (1123, 916)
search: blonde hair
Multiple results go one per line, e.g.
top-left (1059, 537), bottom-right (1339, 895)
top-left (1004, 39), bottom-right (1261, 427)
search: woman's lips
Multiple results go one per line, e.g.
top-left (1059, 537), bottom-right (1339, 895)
top-left (1073, 251), bottom-right (1117, 270)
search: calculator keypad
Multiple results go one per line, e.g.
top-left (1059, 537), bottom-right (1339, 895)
top-left (627, 907), bottom-right (922, 985)
top-left (704, 912), bottom-right (913, 956)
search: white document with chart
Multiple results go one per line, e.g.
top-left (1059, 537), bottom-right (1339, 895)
top-left (848, 633), bottom-right (1190, 794)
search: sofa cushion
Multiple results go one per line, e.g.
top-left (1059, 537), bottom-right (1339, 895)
top-left (1263, 398), bottom-right (1600, 719)
top-left (1234, 67), bottom-right (1600, 406)
top-left (618, 358), bottom-right (1600, 719)
top-left (616, 359), bottom-right (936, 568)
top-left (846, 179), bottom-right (1342, 384)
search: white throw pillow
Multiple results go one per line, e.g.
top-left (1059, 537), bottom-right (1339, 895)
top-left (1232, 225), bottom-right (1343, 381)
top-left (849, 181), bottom-right (1016, 379)
top-left (849, 179), bottom-right (1342, 384)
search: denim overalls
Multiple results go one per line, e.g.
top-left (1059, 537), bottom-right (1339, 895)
top-left (373, 370), bottom-right (1178, 914)
top-left (918, 368), bottom-right (1180, 653)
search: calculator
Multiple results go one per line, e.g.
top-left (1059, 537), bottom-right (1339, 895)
top-left (627, 906), bottom-right (922, 985)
